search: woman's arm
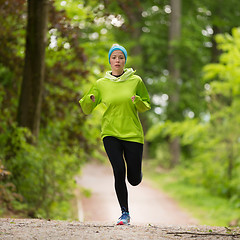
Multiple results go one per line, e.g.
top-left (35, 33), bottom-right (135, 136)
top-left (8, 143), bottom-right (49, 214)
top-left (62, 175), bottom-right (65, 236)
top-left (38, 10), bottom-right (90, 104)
top-left (79, 83), bottom-right (101, 114)
top-left (133, 78), bottom-right (151, 113)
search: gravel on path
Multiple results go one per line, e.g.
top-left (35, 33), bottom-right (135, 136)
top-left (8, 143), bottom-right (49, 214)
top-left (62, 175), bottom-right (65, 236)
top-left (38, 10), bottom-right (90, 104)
top-left (1, 218), bottom-right (239, 240)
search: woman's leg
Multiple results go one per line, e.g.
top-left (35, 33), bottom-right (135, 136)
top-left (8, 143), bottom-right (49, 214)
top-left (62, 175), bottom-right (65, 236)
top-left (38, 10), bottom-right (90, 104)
top-left (103, 136), bottom-right (129, 212)
top-left (122, 140), bottom-right (143, 186)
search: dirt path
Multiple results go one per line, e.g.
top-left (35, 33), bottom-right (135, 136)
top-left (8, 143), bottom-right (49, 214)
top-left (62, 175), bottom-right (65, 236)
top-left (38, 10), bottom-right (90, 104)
top-left (1, 218), bottom-right (239, 239)
top-left (75, 162), bottom-right (197, 225)
top-left (1, 162), bottom-right (240, 239)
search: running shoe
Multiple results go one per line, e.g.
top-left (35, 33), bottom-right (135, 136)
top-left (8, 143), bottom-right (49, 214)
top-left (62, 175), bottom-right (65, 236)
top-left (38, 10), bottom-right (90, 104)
top-left (117, 211), bottom-right (130, 225)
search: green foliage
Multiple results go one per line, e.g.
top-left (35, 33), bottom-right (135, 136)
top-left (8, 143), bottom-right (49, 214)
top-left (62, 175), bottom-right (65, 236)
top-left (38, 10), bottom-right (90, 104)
top-left (140, 0), bottom-right (211, 125)
top-left (145, 164), bottom-right (240, 226)
top-left (0, 158), bottom-right (24, 216)
top-left (147, 28), bottom-right (240, 211)
top-left (1, 0), bottom-right (240, 222)
top-left (146, 119), bottom-right (206, 144)
top-left (1, 123), bottom-right (87, 219)
top-left (0, 0), bottom-right (110, 219)
top-left (200, 27), bottom-right (240, 203)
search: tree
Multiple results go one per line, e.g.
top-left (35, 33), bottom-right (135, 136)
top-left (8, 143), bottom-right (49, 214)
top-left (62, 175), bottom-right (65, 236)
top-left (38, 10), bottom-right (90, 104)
top-left (167, 0), bottom-right (181, 167)
top-left (17, 0), bottom-right (49, 140)
top-left (200, 0), bottom-right (240, 63)
top-left (202, 28), bottom-right (240, 198)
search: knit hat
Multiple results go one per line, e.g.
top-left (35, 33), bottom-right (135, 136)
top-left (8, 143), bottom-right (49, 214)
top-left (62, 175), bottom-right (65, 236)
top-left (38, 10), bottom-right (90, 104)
top-left (108, 45), bottom-right (127, 64)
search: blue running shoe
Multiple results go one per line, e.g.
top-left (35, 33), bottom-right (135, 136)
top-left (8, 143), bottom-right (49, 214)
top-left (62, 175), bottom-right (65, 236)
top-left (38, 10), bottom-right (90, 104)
top-left (117, 211), bottom-right (130, 225)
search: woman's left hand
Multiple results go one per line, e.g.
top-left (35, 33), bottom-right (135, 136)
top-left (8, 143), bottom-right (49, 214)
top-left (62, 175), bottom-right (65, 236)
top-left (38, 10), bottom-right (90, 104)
top-left (131, 96), bottom-right (136, 102)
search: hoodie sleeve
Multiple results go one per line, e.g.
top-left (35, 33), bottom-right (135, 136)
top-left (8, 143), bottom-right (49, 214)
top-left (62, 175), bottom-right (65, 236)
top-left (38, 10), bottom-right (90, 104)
top-left (134, 78), bottom-right (151, 113)
top-left (79, 82), bottom-right (101, 115)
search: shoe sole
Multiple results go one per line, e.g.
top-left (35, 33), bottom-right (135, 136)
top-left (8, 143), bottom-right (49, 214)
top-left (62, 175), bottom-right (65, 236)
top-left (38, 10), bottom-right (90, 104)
top-left (117, 221), bottom-right (130, 225)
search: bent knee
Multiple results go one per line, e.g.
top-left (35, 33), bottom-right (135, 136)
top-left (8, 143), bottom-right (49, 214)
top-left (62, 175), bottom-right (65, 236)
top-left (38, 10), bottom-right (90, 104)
top-left (130, 180), bottom-right (141, 186)
top-left (128, 174), bottom-right (143, 186)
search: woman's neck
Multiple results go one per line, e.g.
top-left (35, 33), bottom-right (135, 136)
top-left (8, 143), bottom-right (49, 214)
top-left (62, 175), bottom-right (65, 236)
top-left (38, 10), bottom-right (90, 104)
top-left (111, 71), bottom-right (124, 77)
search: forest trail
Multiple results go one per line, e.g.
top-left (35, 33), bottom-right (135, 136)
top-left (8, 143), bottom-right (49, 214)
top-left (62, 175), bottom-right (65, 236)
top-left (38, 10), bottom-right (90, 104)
top-left (1, 218), bottom-right (239, 239)
top-left (1, 162), bottom-right (240, 239)
top-left (75, 161), bottom-right (197, 225)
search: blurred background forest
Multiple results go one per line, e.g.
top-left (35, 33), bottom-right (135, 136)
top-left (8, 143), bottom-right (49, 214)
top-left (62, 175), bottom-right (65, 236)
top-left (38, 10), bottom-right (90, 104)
top-left (0, 0), bottom-right (240, 225)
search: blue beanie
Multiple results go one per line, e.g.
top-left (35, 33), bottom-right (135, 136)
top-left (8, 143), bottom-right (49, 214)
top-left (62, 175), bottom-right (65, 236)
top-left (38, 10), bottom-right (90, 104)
top-left (108, 45), bottom-right (127, 64)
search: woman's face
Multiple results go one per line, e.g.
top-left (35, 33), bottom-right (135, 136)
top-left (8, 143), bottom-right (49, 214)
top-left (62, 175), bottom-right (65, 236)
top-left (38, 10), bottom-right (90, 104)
top-left (110, 50), bottom-right (125, 74)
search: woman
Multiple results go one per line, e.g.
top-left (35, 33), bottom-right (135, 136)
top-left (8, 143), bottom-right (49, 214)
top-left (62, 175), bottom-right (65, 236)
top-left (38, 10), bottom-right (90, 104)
top-left (79, 44), bottom-right (151, 225)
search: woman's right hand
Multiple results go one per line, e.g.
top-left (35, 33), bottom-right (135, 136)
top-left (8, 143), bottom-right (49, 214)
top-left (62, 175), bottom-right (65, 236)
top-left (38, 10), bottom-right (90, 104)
top-left (90, 95), bottom-right (95, 102)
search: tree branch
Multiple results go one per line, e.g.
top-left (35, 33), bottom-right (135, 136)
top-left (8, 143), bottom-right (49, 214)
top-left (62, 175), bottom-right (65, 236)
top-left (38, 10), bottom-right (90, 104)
top-left (167, 231), bottom-right (240, 238)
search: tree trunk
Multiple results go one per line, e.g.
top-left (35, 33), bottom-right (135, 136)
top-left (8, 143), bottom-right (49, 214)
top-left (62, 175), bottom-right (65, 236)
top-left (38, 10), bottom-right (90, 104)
top-left (168, 0), bottom-right (181, 167)
top-left (169, 137), bottom-right (180, 168)
top-left (17, 0), bottom-right (48, 140)
top-left (211, 25), bottom-right (221, 63)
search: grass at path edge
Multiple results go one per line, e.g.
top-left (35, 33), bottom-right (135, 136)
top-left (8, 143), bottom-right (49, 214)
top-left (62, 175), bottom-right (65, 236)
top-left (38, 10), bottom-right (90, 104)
top-left (143, 162), bottom-right (240, 227)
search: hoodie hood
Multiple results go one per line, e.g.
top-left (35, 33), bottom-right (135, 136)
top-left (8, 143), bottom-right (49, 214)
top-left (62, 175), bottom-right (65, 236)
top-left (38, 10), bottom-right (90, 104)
top-left (104, 68), bottom-right (136, 82)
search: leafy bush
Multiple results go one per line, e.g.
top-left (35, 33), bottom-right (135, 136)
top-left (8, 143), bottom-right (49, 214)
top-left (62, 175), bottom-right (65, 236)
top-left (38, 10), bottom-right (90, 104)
top-left (1, 123), bottom-right (87, 219)
top-left (146, 28), bottom-right (240, 209)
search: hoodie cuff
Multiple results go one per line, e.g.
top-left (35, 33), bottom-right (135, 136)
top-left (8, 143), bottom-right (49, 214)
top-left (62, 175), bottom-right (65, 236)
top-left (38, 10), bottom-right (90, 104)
top-left (133, 95), bottom-right (141, 104)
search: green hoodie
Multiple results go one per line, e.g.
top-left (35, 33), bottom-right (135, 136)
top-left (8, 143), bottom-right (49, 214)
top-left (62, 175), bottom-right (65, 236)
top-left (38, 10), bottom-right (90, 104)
top-left (79, 68), bottom-right (151, 144)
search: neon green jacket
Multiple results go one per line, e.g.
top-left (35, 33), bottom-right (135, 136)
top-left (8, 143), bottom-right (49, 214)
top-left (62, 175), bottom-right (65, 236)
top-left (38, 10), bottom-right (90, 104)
top-left (79, 68), bottom-right (151, 144)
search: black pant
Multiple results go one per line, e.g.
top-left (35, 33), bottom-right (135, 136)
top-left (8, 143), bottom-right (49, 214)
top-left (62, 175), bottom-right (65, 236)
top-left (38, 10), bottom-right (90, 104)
top-left (103, 136), bottom-right (143, 213)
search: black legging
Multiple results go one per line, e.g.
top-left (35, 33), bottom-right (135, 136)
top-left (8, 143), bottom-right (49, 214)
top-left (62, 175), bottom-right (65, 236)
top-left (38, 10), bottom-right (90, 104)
top-left (103, 136), bottom-right (143, 213)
